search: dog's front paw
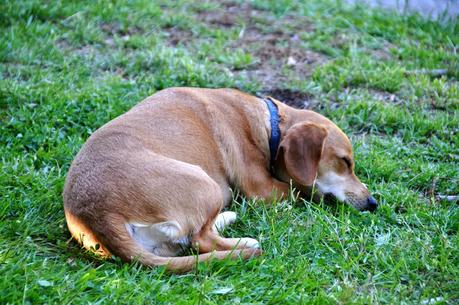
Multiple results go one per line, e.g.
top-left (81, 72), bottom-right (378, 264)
top-left (239, 238), bottom-right (261, 249)
top-left (213, 211), bottom-right (237, 232)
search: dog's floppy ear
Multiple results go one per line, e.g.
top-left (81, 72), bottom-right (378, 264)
top-left (277, 123), bottom-right (328, 186)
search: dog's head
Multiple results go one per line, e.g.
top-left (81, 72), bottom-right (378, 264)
top-left (275, 111), bottom-right (377, 211)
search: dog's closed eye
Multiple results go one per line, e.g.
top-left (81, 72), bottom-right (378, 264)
top-left (341, 157), bottom-right (352, 168)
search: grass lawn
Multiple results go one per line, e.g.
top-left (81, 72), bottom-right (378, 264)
top-left (1, 0), bottom-right (458, 303)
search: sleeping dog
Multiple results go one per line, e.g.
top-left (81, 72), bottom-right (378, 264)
top-left (63, 87), bottom-right (377, 271)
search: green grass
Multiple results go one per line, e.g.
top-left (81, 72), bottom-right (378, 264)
top-left (1, 0), bottom-right (458, 303)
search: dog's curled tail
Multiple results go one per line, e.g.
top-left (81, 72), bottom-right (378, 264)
top-left (64, 209), bottom-right (261, 272)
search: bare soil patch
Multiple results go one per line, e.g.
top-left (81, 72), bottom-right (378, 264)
top-left (367, 88), bottom-right (401, 104)
top-left (100, 22), bottom-right (144, 37)
top-left (55, 38), bottom-right (97, 57)
top-left (261, 88), bottom-right (320, 109)
top-left (194, 1), bottom-right (328, 92)
top-left (163, 26), bottom-right (194, 47)
top-left (156, 1), bottom-right (330, 103)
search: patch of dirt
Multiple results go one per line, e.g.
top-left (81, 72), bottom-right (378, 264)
top-left (206, 1), bottom-right (259, 25)
top-left (371, 47), bottom-right (393, 61)
top-left (234, 31), bottom-right (326, 90)
top-left (100, 22), bottom-right (148, 48)
top-left (100, 22), bottom-right (143, 36)
top-left (55, 38), bottom-right (71, 50)
top-left (196, 10), bottom-right (239, 27)
top-left (193, 1), bottom-right (328, 91)
top-left (151, 1), bottom-right (330, 108)
top-left (55, 38), bottom-right (97, 57)
top-left (370, 40), bottom-right (395, 61)
top-left (367, 89), bottom-right (402, 105)
top-left (55, 37), bottom-right (131, 80)
top-left (261, 88), bottom-right (320, 109)
top-left (163, 27), bottom-right (194, 46)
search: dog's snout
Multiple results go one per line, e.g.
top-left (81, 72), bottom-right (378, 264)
top-left (366, 196), bottom-right (378, 211)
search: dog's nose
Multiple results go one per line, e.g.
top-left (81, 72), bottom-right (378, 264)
top-left (366, 196), bottom-right (378, 211)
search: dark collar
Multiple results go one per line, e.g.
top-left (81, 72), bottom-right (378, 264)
top-left (263, 97), bottom-right (281, 172)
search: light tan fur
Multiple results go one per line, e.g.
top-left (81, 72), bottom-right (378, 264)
top-left (63, 87), bottom-right (375, 272)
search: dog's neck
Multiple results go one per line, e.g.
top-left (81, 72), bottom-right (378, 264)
top-left (262, 98), bottom-right (292, 184)
top-left (263, 97), bottom-right (281, 173)
top-left (264, 100), bottom-right (299, 184)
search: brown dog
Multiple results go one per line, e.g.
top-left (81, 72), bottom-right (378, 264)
top-left (63, 87), bottom-right (377, 271)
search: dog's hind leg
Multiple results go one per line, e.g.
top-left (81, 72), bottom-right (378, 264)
top-left (192, 229), bottom-right (260, 253)
top-left (192, 199), bottom-right (259, 253)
